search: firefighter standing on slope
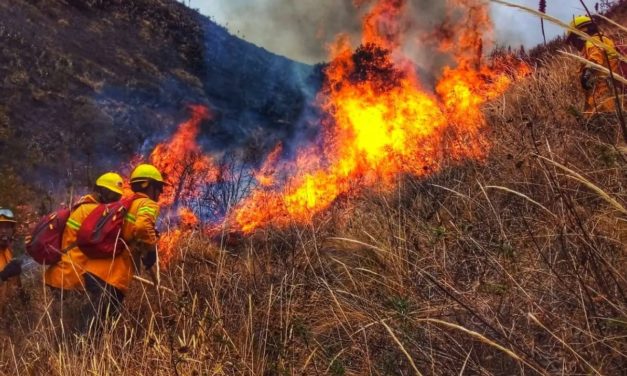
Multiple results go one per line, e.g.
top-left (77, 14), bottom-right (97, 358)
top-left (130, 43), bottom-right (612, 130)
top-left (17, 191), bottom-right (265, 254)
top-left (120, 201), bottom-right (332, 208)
top-left (0, 209), bottom-right (23, 309)
top-left (82, 164), bottom-right (162, 325)
top-left (44, 173), bottom-right (124, 293)
top-left (567, 15), bottom-right (623, 116)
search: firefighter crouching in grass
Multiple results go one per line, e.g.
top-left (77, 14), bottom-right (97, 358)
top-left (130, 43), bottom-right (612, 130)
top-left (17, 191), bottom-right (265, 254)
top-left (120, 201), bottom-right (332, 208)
top-left (43, 173), bottom-right (124, 328)
top-left (567, 15), bottom-right (623, 117)
top-left (0, 208), bottom-right (23, 317)
top-left (82, 164), bottom-right (162, 328)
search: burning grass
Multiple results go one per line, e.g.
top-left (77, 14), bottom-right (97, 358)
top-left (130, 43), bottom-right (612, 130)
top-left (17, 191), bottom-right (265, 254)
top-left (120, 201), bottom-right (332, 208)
top-left (0, 0), bottom-right (625, 374)
top-left (0, 54), bottom-right (624, 375)
top-left (231, 0), bottom-right (530, 234)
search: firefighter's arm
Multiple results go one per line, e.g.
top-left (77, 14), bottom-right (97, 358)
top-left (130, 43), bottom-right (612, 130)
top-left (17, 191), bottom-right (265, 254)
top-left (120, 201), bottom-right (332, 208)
top-left (133, 201), bottom-right (160, 246)
top-left (0, 259), bottom-right (22, 281)
top-left (580, 42), bottom-right (603, 90)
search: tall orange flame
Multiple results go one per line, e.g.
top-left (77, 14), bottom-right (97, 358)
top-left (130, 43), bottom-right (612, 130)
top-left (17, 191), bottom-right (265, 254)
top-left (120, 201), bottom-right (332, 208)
top-left (231, 0), bottom-right (529, 233)
top-left (150, 105), bottom-right (218, 207)
top-left (147, 105), bottom-right (216, 266)
top-left (157, 207), bottom-right (199, 267)
top-left (254, 143), bottom-right (284, 188)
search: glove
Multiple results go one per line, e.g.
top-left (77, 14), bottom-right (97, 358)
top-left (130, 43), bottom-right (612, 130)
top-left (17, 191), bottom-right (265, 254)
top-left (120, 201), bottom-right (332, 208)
top-left (0, 259), bottom-right (22, 281)
top-left (142, 249), bottom-right (157, 270)
top-left (581, 68), bottom-right (594, 90)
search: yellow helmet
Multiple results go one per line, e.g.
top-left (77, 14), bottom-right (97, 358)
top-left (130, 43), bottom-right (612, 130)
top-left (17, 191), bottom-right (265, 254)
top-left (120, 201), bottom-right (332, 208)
top-left (566, 16), bottom-right (593, 41)
top-left (130, 164), bottom-right (164, 184)
top-left (570, 15), bottom-right (592, 30)
top-left (95, 172), bottom-right (124, 195)
top-left (0, 208), bottom-right (16, 224)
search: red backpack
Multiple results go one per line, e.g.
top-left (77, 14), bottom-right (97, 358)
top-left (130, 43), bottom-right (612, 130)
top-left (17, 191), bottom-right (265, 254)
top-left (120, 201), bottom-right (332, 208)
top-left (76, 195), bottom-right (139, 259)
top-left (26, 208), bottom-right (72, 265)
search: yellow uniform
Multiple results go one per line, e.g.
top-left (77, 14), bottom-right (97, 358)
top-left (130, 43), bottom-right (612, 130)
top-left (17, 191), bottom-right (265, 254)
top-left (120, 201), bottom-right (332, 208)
top-left (83, 193), bottom-right (159, 293)
top-left (581, 35), bottom-right (622, 114)
top-left (44, 195), bottom-right (99, 290)
top-left (0, 247), bottom-right (19, 302)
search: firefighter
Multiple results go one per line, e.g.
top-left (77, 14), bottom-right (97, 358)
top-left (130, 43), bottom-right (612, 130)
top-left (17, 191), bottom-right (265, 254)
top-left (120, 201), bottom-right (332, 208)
top-left (82, 164), bottom-right (162, 325)
top-left (42, 173), bottom-right (123, 334)
top-left (567, 15), bottom-right (622, 116)
top-left (44, 172), bottom-right (124, 292)
top-left (0, 208), bottom-right (23, 307)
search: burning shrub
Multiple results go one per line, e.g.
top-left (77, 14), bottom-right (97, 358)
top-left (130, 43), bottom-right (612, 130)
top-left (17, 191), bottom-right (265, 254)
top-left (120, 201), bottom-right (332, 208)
top-left (150, 105), bottom-right (218, 208)
top-left (347, 44), bottom-right (405, 90)
top-left (229, 0), bottom-right (529, 234)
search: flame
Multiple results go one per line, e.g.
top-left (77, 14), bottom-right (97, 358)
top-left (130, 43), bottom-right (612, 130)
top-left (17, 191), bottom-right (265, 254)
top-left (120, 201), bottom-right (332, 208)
top-left (149, 105), bottom-right (218, 207)
top-left (361, 0), bottom-right (406, 49)
top-left (231, 0), bottom-right (529, 233)
top-left (157, 207), bottom-right (200, 267)
top-left (254, 143), bottom-right (283, 187)
top-left (179, 207), bottom-right (199, 227)
top-left (133, 1), bottom-right (531, 239)
top-left (147, 106), bottom-right (216, 266)
top-left (157, 228), bottom-right (182, 267)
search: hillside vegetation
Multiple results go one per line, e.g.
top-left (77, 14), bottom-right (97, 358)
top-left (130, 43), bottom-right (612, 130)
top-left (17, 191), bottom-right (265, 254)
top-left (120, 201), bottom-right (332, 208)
top-left (0, 0), bottom-right (314, 210)
top-left (0, 1), bottom-right (626, 376)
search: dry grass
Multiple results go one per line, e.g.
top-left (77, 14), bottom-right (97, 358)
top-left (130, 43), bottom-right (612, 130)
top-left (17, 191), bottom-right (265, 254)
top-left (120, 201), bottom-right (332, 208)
top-left (0, 45), bottom-right (626, 376)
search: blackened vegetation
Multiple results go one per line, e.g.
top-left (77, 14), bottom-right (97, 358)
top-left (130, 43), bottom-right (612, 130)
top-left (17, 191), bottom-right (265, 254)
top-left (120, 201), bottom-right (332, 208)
top-left (64, 0), bottom-right (205, 76)
top-left (349, 44), bottom-right (404, 91)
top-left (0, 0), bottom-right (317, 212)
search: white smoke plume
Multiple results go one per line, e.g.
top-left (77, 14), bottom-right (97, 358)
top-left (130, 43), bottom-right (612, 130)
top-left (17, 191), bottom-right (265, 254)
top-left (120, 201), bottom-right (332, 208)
top-left (198, 0), bottom-right (597, 64)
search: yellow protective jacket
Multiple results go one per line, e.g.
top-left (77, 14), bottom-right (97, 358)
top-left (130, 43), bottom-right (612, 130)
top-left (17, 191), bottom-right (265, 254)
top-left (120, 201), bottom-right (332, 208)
top-left (83, 193), bottom-right (160, 293)
top-left (581, 35), bottom-right (622, 114)
top-left (44, 195), bottom-right (99, 290)
top-left (0, 247), bottom-right (20, 303)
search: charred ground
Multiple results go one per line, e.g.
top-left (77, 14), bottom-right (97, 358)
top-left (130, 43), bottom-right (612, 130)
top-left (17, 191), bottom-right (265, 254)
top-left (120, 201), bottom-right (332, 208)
top-left (0, 0), bottom-right (317, 209)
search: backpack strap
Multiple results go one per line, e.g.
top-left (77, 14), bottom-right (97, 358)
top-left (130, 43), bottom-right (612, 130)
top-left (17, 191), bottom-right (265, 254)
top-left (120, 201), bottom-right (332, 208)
top-left (70, 194), bottom-right (98, 211)
top-left (57, 241), bottom-right (78, 255)
top-left (123, 193), bottom-right (146, 212)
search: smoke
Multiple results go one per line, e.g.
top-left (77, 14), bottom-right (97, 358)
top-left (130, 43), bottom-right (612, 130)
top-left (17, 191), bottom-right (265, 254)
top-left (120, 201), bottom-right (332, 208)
top-left (201, 0), bottom-right (598, 63)
top-left (187, 0), bottom-right (494, 162)
top-left (201, 0), bottom-right (357, 64)
top-left (200, 0), bottom-right (546, 87)
top-left (201, 0), bottom-right (449, 65)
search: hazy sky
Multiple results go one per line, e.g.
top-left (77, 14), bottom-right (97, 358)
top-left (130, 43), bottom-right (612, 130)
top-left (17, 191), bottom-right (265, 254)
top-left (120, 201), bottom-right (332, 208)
top-left (193, 0), bottom-right (597, 64)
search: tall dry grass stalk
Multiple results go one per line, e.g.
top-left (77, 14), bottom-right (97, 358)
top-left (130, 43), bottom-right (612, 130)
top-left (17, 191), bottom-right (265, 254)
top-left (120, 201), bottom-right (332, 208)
top-left (558, 50), bottom-right (627, 85)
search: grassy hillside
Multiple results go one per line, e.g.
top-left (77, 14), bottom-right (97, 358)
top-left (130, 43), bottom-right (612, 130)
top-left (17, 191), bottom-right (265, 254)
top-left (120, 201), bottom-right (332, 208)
top-left (0, 0), bottom-right (314, 211)
top-left (0, 2), bottom-right (625, 376)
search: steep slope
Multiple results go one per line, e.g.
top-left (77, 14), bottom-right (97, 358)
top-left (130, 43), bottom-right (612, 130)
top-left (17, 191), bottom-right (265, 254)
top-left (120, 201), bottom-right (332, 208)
top-left (0, 1), bottom-right (625, 375)
top-left (0, 0), bottom-right (315, 206)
